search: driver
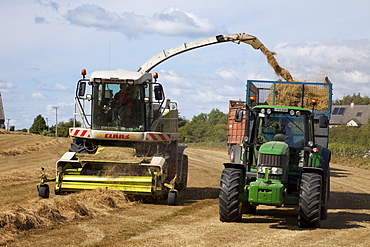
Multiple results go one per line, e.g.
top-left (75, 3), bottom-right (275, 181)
top-left (113, 84), bottom-right (134, 126)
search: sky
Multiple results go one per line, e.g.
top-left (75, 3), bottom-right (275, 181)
top-left (1, 0), bottom-right (369, 130)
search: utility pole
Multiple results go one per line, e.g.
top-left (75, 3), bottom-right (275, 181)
top-left (52, 106), bottom-right (59, 137)
top-left (7, 119), bottom-right (10, 131)
top-left (45, 118), bottom-right (49, 131)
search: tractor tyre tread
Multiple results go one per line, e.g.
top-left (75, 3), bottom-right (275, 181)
top-left (219, 168), bottom-right (243, 222)
top-left (298, 173), bottom-right (322, 228)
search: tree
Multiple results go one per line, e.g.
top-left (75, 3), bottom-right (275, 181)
top-left (208, 109), bottom-right (228, 125)
top-left (29, 115), bottom-right (47, 134)
top-left (51, 118), bottom-right (81, 137)
top-left (179, 109), bottom-right (228, 143)
top-left (192, 113), bottom-right (208, 123)
top-left (333, 93), bottom-right (370, 105)
top-left (178, 115), bottom-right (188, 128)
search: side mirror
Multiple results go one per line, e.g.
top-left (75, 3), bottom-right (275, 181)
top-left (154, 85), bottom-right (163, 101)
top-left (78, 81), bottom-right (86, 97)
top-left (319, 115), bottom-right (329, 128)
top-left (235, 109), bottom-right (243, 122)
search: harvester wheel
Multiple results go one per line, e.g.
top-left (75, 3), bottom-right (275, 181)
top-left (69, 139), bottom-right (93, 154)
top-left (298, 173), bottom-right (322, 228)
top-left (167, 191), bottom-right (177, 206)
top-left (38, 184), bottom-right (50, 199)
top-left (219, 168), bottom-right (243, 222)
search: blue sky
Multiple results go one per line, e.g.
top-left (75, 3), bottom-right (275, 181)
top-left (1, 0), bottom-right (369, 130)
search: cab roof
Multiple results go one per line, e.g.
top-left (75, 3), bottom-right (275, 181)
top-left (90, 71), bottom-right (152, 83)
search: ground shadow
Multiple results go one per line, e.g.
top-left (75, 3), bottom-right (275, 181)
top-left (330, 167), bottom-right (351, 178)
top-left (251, 190), bottom-right (370, 230)
top-left (178, 187), bottom-right (219, 205)
top-left (148, 186), bottom-right (369, 231)
top-left (145, 187), bottom-right (219, 205)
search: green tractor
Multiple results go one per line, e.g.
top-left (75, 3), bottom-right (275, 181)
top-left (220, 80), bottom-right (332, 228)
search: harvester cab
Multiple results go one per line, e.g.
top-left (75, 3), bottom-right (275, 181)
top-left (39, 70), bottom-right (188, 205)
top-left (221, 79), bottom-right (332, 228)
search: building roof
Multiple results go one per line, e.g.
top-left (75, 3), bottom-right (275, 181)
top-left (330, 104), bottom-right (370, 126)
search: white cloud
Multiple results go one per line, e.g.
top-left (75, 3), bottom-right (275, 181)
top-left (0, 81), bottom-right (16, 93)
top-left (53, 83), bottom-right (69, 91)
top-left (65, 5), bottom-right (223, 38)
top-left (34, 16), bottom-right (48, 24)
top-left (159, 70), bottom-right (192, 88)
top-left (273, 39), bottom-right (370, 97)
top-left (341, 70), bottom-right (370, 83)
top-left (215, 69), bottom-right (240, 81)
top-left (31, 92), bottom-right (46, 100)
top-left (35, 0), bottom-right (60, 12)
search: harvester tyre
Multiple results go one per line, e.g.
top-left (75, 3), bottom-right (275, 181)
top-left (219, 168), bottom-right (243, 222)
top-left (167, 191), bottom-right (177, 206)
top-left (298, 173), bottom-right (322, 228)
top-left (38, 184), bottom-right (50, 199)
top-left (69, 139), bottom-right (92, 154)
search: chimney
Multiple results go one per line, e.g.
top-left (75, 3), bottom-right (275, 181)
top-left (350, 102), bottom-right (355, 108)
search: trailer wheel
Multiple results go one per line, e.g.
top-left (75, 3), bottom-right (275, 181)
top-left (38, 184), bottom-right (50, 199)
top-left (167, 191), bottom-right (177, 206)
top-left (298, 173), bottom-right (322, 228)
top-left (219, 168), bottom-right (243, 222)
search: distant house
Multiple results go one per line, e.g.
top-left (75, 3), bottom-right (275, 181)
top-left (330, 103), bottom-right (370, 127)
top-left (0, 92), bottom-right (5, 129)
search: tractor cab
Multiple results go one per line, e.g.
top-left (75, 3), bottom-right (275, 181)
top-left (252, 106), bottom-right (309, 149)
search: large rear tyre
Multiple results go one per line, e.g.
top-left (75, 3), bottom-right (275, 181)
top-left (219, 168), bottom-right (243, 222)
top-left (38, 184), bottom-right (50, 199)
top-left (298, 173), bottom-right (322, 228)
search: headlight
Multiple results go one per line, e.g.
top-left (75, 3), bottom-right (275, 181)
top-left (258, 166), bottom-right (266, 173)
top-left (258, 166), bottom-right (283, 175)
top-left (271, 167), bottom-right (283, 175)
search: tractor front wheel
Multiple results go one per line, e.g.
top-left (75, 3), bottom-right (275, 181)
top-left (298, 173), bottom-right (322, 228)
top-left (219, 168), bottom-right (243, 222)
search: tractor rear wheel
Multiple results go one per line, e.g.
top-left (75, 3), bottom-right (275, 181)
top-left (219, 168), bottom-right (243, 222)
top-left (298, 173), bottom-right (322, 228)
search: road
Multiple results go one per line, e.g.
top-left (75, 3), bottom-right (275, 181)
top-left (0, 132), bottom-right (369, 246)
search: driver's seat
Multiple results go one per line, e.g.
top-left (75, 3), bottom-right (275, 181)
top-left (273, 133), bottom-right (285, 142)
